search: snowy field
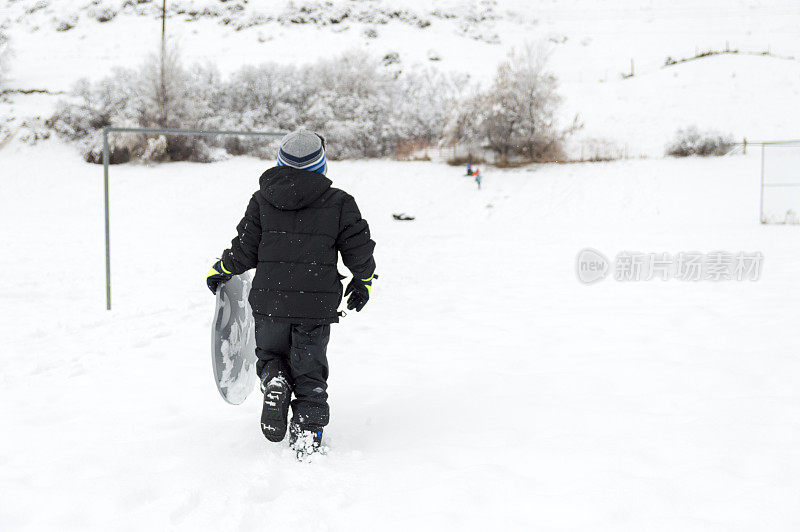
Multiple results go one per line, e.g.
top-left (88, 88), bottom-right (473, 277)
top-left (2, 141), bottom-right (800, 530)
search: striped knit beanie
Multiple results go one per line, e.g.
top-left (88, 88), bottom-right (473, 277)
top-left (276, 129), bottom-right (327, 175)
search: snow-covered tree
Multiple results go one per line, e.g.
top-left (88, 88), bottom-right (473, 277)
top-left (447, 43), bottom-right (574, 163)
top-left (443, 87), bottom-right (485, 157)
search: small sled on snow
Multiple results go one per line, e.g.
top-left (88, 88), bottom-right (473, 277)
top-left (392, 213), bottom-right (415, 221)
top-left (211, 273), bottom-right (258, 405)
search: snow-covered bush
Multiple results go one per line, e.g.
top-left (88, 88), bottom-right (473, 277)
top-left (25, 1), bottom-right (49, 15)
top-left (17, 119), bottom-right (51, 145)
top-left (575, 137), bottom-right (628, 162)
top-left (382, 52), bottom-right (400, 66)
top-left (80, 130), bottom-right (131, 164)
top-left (55, 15), bottom-right (78, 32)
top-left (446, 44), bottom-right (575, 163)
top-left (666, 126), bottom-right (734, 157)
top-left (89, 6), bottom-right (117, 23)
top-left (141, 135), bottom-right (168, 163)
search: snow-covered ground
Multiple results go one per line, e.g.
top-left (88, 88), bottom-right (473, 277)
top-left (2, 1), bottom-right (799, 528)
top-left (3, 0), bottom-right (800, 154)
top-left (2, 139), bottom-right (800, 530)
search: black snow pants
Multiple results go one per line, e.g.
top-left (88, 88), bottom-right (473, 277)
top-left (254, 318), bottom-right (331, 429)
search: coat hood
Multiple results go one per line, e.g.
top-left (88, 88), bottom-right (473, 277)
top-left (259, 166), bottom-right (332, 211)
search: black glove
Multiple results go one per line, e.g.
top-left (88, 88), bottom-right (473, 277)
top-left (345, 273), bottom-right (377, 312)
top-left (206, 259), bottom-right (233, 294)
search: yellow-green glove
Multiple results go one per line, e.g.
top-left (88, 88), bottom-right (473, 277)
top-left (345, 273), bottom-right (377, 312)
top-left (206, 259), bottom-right (233, 294)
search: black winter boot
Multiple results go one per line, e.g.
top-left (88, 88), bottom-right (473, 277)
top-left (289, 422), bottom-right (325, 460)
top-left (260, 373), bottom-right (292, 442)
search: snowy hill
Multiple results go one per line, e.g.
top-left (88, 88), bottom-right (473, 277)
top-left (2, 0), bottom-right (800, 154)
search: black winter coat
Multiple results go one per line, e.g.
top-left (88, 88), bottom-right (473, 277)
top-left (221, 166), bottom-right (376, 324)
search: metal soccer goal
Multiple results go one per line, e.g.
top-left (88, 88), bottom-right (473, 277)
top-left (101, 127), bottom-right (285, 310)
top-left (756, 140), bottom-right (800, 225)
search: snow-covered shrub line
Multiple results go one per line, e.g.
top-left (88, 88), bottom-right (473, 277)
top-left (48, 42), bottom-right (573, 165)
top-left (47, 47), bottom-right (470, 163)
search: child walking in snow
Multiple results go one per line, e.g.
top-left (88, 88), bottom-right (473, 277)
top-left (474, 168), bottom-right (482, 189)
top-left (206, 130), bottom-right (376, 457)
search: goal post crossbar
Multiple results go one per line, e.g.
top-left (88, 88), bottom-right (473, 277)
top-left (102, 126), bottom-right (286, 310)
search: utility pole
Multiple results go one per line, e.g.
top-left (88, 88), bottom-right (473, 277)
top-left (159, 0), bottom-right (167, 127)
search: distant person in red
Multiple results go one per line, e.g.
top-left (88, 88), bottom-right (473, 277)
top-left (474, 168), bottom-right (482, 189)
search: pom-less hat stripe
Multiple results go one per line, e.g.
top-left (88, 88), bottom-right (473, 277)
top-left (303, 159), bottom-right (327, 173)
top-left (279, 146), bottom-right (323, 164)
top-left (277, 150), bottom-right (325, 169)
